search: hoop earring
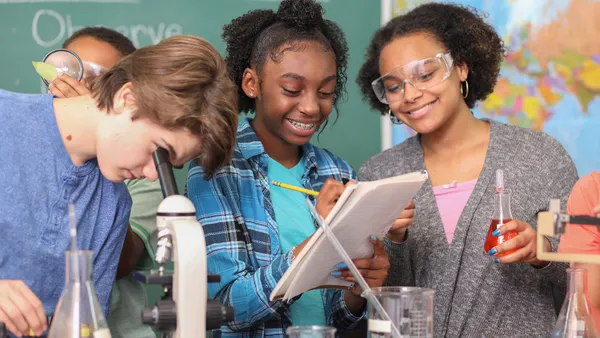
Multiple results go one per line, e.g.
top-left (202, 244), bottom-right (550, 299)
top-left (388, 108), bottom-right (403, 125)
top-left (460, 80), bottom-right (469, 99)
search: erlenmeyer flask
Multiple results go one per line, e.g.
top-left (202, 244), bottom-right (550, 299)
top-left (484, 170), bottom-right (518, 257)
top-left (483, 189), bottom-right (518, 256)
top-left (553, 268), bottom-right (599, 338)
top-left (48, 250), bottom-right (111, 338)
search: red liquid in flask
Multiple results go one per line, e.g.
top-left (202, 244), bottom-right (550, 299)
top-left (484, 219), bottom-right (518, 257)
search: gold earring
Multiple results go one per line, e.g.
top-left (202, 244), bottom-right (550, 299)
top-left (461, 80), bottom-right (469, 99)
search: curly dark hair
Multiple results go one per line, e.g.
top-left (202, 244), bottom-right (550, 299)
top-left (222, 0), bottom-right (349, 114)
top-left (357, 3), bottom-right (505, 112)
top-left (63, 27), bottom-right (136, 56)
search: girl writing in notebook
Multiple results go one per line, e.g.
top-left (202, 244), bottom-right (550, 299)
top-left (356, 3), bottom-right (578, 337)
top-left (186, 0), bottom-right (393, 335)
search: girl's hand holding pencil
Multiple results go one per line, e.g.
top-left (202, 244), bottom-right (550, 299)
top-left (279, 178), bottom-right (355, 261)
top-left (271, 178), bottom-right (355, 218)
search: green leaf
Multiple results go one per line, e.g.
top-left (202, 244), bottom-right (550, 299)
top-left (32, 61), bottom-right (58, 82)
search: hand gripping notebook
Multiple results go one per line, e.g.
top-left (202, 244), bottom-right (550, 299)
top-left (270, 170), bottom-right (428, 302)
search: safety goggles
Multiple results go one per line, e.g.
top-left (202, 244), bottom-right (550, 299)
top-left (371, 52), bottom-right (454, 104)
top-left (82, 61), bottom-right (109, 81)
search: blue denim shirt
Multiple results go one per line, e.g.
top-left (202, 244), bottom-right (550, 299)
top-left (187, 118), bottom-right (364, 337)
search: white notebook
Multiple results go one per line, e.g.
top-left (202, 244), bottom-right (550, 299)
top-left (270, 170), bottom-right (428, 301)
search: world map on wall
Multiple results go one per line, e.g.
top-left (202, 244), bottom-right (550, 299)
top-left (392, 0), bottom-right (600, 176)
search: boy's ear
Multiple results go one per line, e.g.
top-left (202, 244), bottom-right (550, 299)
top-left (112, 82), bottom-right (137, 115)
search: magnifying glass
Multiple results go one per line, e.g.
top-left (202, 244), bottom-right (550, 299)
top-left (36, 49), bottom-right (84, 86)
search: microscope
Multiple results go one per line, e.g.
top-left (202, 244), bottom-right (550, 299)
top-left (138, 148), bottom-right (234, 337)
top-left (537, 199), bottom-right (600, 264)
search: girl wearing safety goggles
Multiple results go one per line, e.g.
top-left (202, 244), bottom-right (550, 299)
top-left (357, 3), bottom-right (577, 337)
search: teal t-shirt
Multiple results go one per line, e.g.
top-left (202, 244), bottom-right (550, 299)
top-left (268, 157), bottom-right (326, 326)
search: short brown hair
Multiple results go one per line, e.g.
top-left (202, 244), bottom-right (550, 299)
top-left (91, 35), bottom-right (238, 177)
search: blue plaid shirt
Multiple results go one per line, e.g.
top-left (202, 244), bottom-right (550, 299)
top-left (187, 118), bottom-right (364, 337)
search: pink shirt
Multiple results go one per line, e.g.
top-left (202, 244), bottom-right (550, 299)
top-left (433, 179), bottom-right (478, 244)
top-left (558, 171), bottom-right (600, 254)
top-left (558, 172), bottom-right (600, 334)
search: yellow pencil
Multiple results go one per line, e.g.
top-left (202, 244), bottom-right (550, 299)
top-left (271, 180), bottom-right (319, 196)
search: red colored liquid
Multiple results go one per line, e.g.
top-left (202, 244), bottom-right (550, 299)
top-left (484, 219), bottom-right (518, 257)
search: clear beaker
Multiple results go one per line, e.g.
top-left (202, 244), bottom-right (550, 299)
top-left (286, 325), bottom-right (336, 338)
top-left (364, 287), bottom-right (434, 338)
top-left (553, 268), bottom-right (599, 338)
top-left (48, 250), bottom-right (111, 338)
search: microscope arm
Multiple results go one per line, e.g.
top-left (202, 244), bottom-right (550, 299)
top-left (139, 148), bottom-right (234, 338)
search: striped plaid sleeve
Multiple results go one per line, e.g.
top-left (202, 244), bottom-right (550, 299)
top-left (326, 289), bottom-right (365, 330)
top-left (187, 163), bottom-right (293, 330)
top-left (316, 147), bottom-right (357, 183)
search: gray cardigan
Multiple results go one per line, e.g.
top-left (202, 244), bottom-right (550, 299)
top-left (359, 120), bottom-right (578, 338)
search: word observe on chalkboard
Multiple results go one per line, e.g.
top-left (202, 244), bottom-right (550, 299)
top-left (31, 9), bottom-right (183, 48)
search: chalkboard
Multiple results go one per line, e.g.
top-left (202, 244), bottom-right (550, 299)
top-left (0, 0), bottom-right (382, 170)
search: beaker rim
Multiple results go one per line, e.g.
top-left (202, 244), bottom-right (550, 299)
top-left (364, 286), bottom-right (435, 297)
top-left (286, 325), bottom-right (337, 334)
